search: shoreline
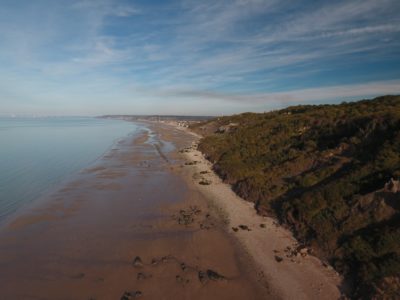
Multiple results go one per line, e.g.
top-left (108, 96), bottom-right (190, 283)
top-left (0, 121), bottom-right (268, 299)
top-left (0, 120), bottom-right (343, 299)
top-left (170, 123), bottom-right (343, 299)
top-left (0, 118), bottom-right (140, 229)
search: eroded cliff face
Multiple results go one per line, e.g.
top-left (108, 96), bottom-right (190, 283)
top-left (191, 95), bottom-right (400, 298)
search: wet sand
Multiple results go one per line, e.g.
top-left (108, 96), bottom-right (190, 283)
top-left (171, 124), bottom-right (342, 300)
top-left (0, 122), bottom-right (268, 299)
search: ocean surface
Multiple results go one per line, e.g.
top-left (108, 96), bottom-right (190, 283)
top-left (0, 117), bottom-right (138, 222)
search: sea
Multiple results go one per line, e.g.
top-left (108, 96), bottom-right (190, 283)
top-left (0, 117), bottom-right (138, 222)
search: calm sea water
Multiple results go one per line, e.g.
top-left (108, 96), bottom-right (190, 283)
top-left (0, 117), bottom-right (138, 221)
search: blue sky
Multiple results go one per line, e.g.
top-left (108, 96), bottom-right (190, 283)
top-left (0, 0), bottom-right (399, 116)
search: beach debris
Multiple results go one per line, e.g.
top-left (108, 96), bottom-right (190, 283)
top-left (198, 269), bottom-right (226, 284)
top-left (283, 244), bottom-right (310, 259)
top-left (120, 291), bottom-right (142, 299)
top-left (298, 246), bottom-right (309, 257)
top-left (151, 258), bottom-right (159, 265)
top-left (199, 222), bottom-right (214, 230)
top-left (137, 272), bottom-right (151, 280)
top-left (199, 179), bottom-right (212, 185)
top-left (275, 255), bottom-right (284, 262)
top-left (198, 271), bottom-right (208, 284)
top-left (180, 262), bottom-right (187, 271)
top-left (132, 256), bottom-right (144, 268)
top-left (179, 148), bottom-right (191, 153)
top-left (260, 223), bottom-right (266, 228)
top-left (134, 291), bottom-right (143, 298)
top-left (238, 224), bottom-right (251, 231)
top-left (232, 227), bottom-right (239, 232)
top-left (200, 171), bottom-right (209, 174)
top-left (206, 269), bottom-right (226, 281)
top-left (185, 161), bottom-right (198, 165)
top-left (173, 206), bottom-right (202, 226)
top-left (176, 275), bottom-right (190, 286)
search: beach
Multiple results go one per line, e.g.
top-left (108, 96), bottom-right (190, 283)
top-left (0, 121), bottom-right (342, 299)
top-left (0, 121), bottom-right (266, 299)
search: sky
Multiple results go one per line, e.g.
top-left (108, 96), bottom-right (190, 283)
top-left (0, 0), bottom-right (399, 116)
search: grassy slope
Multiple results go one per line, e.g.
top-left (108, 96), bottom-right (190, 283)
top-left (191, 95), bottom-right (400, 298)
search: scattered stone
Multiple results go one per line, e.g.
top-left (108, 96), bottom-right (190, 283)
top-left (200, 171), bottom-right (209, 174)
top-left (198, 269), bottom-right (226, 283)
top-left (232, 227), bottom-right (239, 232)
top-left (322, 262), bottom-right (334, 271)
top-left (298, 246), bottom-right (308, 255)
top-left (173, 206), bottom-right (202, 226)
top-left (132, 256), bottom-right (144, 268)
top-left (293, 246), bottom-right (308, 258)
top-left (134, 291), bottom-right (142, 298)
top-left (176, 275), bottom-right (184, 283)
top-left (206, 269), bottom-right (225, 281)
top-left (176, 275), bottom-right (189, 285)
top-left (180, 263), bottom-right (187, 271)
top-left (275, 255), bottom-right (284, 263)
top-left (121, 292), bottom-right (132, 300)
top-left (136, 273), bottom-right (149, 280)
top-left (198, 271), bottom-right (208, 284)
top-left (120, 291), bottom-right (142, 300)
top-left (199, 179), bottom-right (212, 185)
top-left (259, 223), bottom-right (266, 228)
top-left (238, 224), bottom-right (251, 231)
top-left (151, 258), bottom-right (159, 265)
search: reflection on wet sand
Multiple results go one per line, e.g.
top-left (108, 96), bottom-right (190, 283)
top-left (0, 122), bottom-right (269, 300)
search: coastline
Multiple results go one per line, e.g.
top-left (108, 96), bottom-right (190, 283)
top-left (170, 123), bottom-right (343, 299)
top-left (0, 119), bottom-right (343, 299)
top-left (0, 121), bottom-right (268, 299)
top-left (0, 117), bottom-right (138, 227)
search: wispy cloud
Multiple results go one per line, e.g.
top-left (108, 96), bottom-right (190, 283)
top-left (152, 79), bottom-right (400, 107)
top-left (0, 0), bottom-right (399, 115)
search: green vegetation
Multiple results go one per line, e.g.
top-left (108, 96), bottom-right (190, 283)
top-left (191, 95), bottom-right (400, 298)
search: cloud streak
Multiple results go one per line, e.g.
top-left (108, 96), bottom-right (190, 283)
top-left (0, 0), bottom-right (399, 115)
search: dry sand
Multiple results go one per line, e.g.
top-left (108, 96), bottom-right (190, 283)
top-left (0, 122), bottom-right (269, 300)
top-left (171, 124), bottom-right (343, 300)
top-left (0, 120), bottom-right (343, 299)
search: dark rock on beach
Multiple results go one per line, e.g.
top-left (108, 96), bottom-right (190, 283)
top-left (206, 269), bottom-right (226, 281)
top-left (198, 271), bottom-right (208, 284)
top-left (198, 269), bottom-right (226, 284)
top-left (238, 224), bottom-right (251, 231)
top-left (120, 290), bottom-right (142, 300)
top-left (132, 256), bottom-right (144, 268)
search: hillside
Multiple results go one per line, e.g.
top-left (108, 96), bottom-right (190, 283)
top-left (190, 95), bottom-right (400, 298)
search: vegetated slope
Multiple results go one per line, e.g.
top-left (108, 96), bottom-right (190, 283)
top-left (191, 95), bottom-right (400, 298)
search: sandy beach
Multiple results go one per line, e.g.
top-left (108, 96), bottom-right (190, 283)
top-left (0, 122), bottom-right (267, 299)
top-left (172, 125), bottom-right (343, 300)
top-left (0, 121), bottom-right (343, 299)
